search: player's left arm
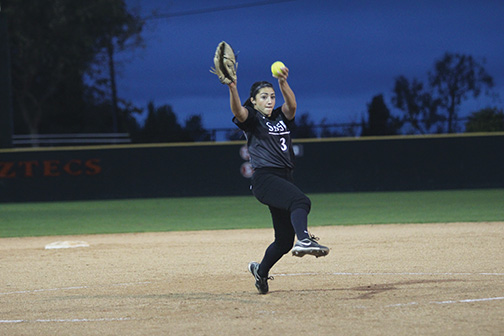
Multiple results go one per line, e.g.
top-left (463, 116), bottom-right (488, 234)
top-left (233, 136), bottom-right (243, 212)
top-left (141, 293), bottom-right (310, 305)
top-left (277, 67), bottom-right (297, 120)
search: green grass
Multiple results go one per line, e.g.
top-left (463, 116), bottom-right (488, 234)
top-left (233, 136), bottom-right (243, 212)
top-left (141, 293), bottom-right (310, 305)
top-left (309, 189), bottom-right (504, 225)
top-left (1, 189), bottom-right (503, 238)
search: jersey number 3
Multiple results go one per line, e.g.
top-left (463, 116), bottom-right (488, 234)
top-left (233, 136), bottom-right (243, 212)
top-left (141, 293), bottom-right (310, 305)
top-left (279, 137), bottom-right (287, 152)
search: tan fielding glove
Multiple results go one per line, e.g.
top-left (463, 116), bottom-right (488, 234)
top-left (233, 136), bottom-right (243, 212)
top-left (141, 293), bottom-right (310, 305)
top-left (210, 41), bottom-right (237, 84)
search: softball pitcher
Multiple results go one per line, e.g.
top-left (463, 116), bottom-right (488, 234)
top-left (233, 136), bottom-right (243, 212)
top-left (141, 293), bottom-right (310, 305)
top-left (211, 42), bottom-right (329, 294)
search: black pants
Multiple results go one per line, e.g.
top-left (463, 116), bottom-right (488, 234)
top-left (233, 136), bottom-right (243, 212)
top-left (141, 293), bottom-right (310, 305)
top-left (251, 167), bottom-right (311, 276)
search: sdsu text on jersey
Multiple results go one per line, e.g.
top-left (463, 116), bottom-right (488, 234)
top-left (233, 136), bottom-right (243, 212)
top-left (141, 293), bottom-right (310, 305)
top-left (233, 106), bottom-right (295, 169)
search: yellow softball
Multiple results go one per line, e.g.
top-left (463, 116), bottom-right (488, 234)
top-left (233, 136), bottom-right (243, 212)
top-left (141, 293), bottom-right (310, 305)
top-left (271, 61), bottom-right (285, 77)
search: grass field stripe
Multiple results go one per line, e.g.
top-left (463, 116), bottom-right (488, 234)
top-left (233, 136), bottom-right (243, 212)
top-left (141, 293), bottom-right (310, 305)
top-left (3, 190), bottom-right (503, 238)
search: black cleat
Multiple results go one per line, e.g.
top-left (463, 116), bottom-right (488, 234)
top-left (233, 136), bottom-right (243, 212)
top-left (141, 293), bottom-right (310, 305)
top-left (248, 262), bottom-right (273, 294)
top-left (291, 235), bottom-right (330, 258)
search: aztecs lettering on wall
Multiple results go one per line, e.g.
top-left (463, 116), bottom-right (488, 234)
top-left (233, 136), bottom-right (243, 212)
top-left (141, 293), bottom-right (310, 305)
top-left (0, 159), bottom-right (102, 178)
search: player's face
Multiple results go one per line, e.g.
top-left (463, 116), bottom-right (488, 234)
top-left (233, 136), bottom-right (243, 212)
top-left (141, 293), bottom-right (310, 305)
top-left (251, 88), bottom-right (276, 116)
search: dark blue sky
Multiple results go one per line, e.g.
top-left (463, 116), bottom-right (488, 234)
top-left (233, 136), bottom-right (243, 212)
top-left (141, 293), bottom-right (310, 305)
top-left (119, 0), bottom-right (504, 131)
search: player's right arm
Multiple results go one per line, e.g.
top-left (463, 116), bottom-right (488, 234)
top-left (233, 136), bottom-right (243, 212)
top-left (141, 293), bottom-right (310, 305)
top-left (228, 82), bottom-right (248, 122)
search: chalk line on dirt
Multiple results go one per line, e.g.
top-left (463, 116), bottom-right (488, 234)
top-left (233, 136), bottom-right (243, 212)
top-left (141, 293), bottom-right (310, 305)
top-left (2, 297), bottom-right (502, 324)
top-left (385, 296), bottom-right (504, 308)
top-left (273, 272), bottom-right (504, 277)
top-left (0, 281), bottom-right (151, 296)
top-left (0, 317), bottom-right (133, 324)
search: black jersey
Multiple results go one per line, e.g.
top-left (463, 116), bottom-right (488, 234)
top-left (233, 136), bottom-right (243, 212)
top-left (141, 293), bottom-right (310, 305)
top-left (233, 106), bottom-right (295, 169)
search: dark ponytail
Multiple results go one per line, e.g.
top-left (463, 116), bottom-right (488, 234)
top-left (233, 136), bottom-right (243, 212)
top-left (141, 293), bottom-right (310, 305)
top-left (242, 81), bottom-right (274, 107)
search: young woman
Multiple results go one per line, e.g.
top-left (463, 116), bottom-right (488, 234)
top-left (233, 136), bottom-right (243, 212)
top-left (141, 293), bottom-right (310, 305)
top-left (227, 65), bottom-right (329, 294)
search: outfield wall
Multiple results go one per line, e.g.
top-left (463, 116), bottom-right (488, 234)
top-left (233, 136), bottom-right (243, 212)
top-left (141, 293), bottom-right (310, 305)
top-left (1, 133), bottom-right (503, 202)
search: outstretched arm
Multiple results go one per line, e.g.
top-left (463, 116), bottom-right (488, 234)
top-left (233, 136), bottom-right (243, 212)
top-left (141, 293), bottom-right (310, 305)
top-left (228, 82), bottom-right (248, 123)
top-left (276, 67), bottom-right (297, 120)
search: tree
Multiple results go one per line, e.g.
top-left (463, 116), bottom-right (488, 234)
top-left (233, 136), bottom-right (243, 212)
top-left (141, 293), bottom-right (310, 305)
top-left (319, 118), bottom-right (342, 138)
top-left (183, 115), bottom-right (211, 142)
top-left (132, 103), bottom-right (211, 143)
top-left (137, 102), bottom-right (185, 143)
top-left (392, 76), bottom-right (443, 134)
top-left (362, 94), bottom-right (402, 136)
top-left (465, 107), bottom-right (504, 132)
top-left (91, 1), bottom-right (144, 133)
top-left (291, 113), bottom-right (317, 138)
top-left (429, 53), bottom-right (494, 133)
top-left (5, 0), bottom-right (144, 136)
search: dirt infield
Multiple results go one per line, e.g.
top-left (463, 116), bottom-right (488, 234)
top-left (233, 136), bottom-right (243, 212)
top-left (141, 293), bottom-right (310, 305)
top-left (1, 222), bottom-right (503, 335)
